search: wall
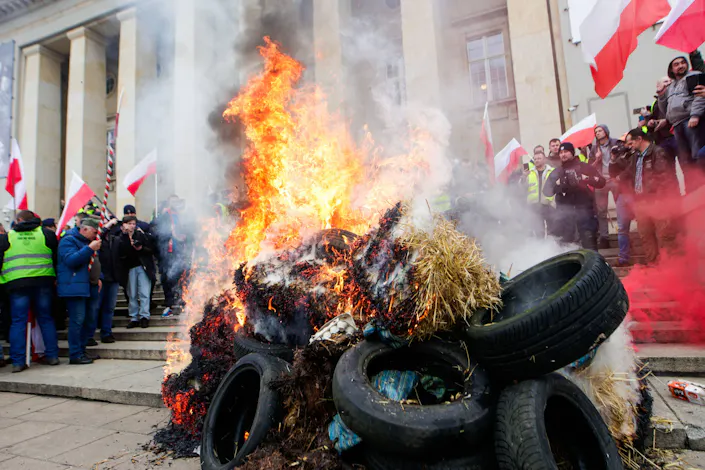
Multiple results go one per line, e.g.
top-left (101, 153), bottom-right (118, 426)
top-left (437, 0), bottom-right (520, 165)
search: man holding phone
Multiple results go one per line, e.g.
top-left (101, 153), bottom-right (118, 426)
top-left (120, 216), bottom-right (155, 329)
top-left (658, 55), bottom-right (705, 182)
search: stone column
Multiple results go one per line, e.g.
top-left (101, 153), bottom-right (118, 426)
top-left (400, 0), bottom-right (443, 109)
top-left (18, 45), bottom-right (63, 217)
top-left (116, 8), bottom-right (138, 215)
top-left (507, 0), bottom-right (564, 146)
top-left (65, 27), bottom-right (107, 201)
top-left (313, 0), bottom-right (349, 110)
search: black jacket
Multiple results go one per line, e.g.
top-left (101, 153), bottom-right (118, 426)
top-left (544, 158), bottom-right (606, 210)
top-left (0, 218), bottom-right (59, 291)
top-left (99, 229), bottom-right (123, 285)
top-left (119, 229), bottom-right (156, 282)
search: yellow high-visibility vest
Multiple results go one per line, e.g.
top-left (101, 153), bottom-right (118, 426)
top-left (527, 166), bottom-right (556, 206)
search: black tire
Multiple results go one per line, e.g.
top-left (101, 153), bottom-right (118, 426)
top-left (315, 228), bottom-right (358, 260)
top-left (200, 353), bottom-right (291, 470)
top-left (495, 373), bottom-right (622, 470)
top-left (233, 330), bottom-right (295, 363)
top-left (332, 339), bottom-right (494, 455)
top-left (365, 447), bottom-right (497, 470)
top-left (464, 250), bottom-right (628, 380)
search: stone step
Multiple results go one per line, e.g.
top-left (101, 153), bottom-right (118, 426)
top-left (56, 326), bottom-right (185, 343)
top-left (112, 316), bottom-right (184, 327)
top-left (3, 341), bottom-right (168, 361)
top-left (637, 344), bottom-right (705, 376)
top-left (604, 255), bottom-right (647, 267)
top-left (0, 359), bottom-right (165, 407)
top-left (629, 320), bottom-right (693, 344)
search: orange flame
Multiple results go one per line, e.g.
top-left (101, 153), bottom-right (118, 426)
top-left (223, 37), bottom-right (398, 266)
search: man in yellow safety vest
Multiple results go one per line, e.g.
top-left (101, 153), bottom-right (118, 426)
top-left (0, 210), bottom-right (60, 372)
top-left (523, 149), bottom-right (556, 237)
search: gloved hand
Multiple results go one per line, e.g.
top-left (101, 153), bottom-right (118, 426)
top-left (563, 170), bottom-right (580, 188)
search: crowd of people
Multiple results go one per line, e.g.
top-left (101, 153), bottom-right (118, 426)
top-left (0, 194), bottom-right (193, 372)
top-left (513, 51), bottom-right (705, 267)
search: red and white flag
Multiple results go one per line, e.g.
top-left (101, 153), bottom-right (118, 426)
top-left (480, 102), bottom-right (495, 183)
top-left (560, 114), bottom-right (598, 148)
top-left (655, 0), bottom-right (705, 53)
top-left (56, 172), bottom-right (96, 237)
top-left (5, 139), bottom-right (28, 210)
top-left (580, 0), bottom-right (671, 98)
top-left (123, 149), bottom-right (157, 196)
top-left (495, 139), bottom-right (527, 184)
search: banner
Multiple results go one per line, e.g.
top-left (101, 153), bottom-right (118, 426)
top-left (0, 40), bottom-right (14, 178)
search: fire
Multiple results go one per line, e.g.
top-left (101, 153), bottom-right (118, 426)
top-left (244, 431), bottom-right (250, 441)
top-left (222, 37), bottom-right (424, 267)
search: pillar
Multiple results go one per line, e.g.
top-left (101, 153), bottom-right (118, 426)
top-left (313, 0), bottom-right (349, 110)
top-left (18, 45), bottom-right (63, 217)
top-left (172, 0), bottom-right (198, 205)
top-left (115, 8), bottom-right (138, 216)
top-left (507, 0), bottom-right (564, 146)
top-left (400, 0), bottom-right (443, 109)
top-left (65, 27), bottom-right (107, 202)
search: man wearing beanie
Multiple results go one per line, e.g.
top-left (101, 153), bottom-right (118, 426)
top-left (544, 142), bottom-right (606, 250)
top-left (123, 204), bottom-right (151, 233)
top-left (57, 217), bottom-right (103, 365)
top-left (658, 54), bottom-right (705, 185)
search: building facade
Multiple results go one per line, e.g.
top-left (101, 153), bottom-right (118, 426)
top-left (0, 0), bottom-right (696, 220)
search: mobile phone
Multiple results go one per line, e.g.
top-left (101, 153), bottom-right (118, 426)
top-left (523, 163), bottom-right (529, 171)
top-left (686, 74), bottom-right (705, 93)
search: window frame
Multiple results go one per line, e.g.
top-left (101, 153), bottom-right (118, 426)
top-left (466, 30), bottom-right (513, 105)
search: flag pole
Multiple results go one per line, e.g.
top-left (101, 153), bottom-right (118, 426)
top-left (154, 172), bottom-right (158, 220)
top-left (25, 315), bottom-right (30, 367)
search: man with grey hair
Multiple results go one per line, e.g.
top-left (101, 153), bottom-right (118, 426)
top-left (57, 217), bottom-right (102, 365)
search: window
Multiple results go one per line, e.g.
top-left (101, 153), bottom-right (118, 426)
top-left (386, 60), bottom-right (406, 106)
top-left (467, 33), bottom-right (510, 105)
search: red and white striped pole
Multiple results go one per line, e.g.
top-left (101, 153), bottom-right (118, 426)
top-left (89, 89), bottom-right (124, 270)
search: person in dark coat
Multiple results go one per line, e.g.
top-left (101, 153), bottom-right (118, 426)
top-left (91, 217), bottom-right (121, 343)
top-left (544, 142), bottom-right (607, 250)
top-left (0, 211), bottom-right (59, 372)
top-left (120, 216), bottom-right (156, 329)
top-left (619, 129), bottom-right (681, 264)
top-left (57, 218), bottom-right (102, 365)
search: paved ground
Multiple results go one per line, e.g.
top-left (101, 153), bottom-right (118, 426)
top-left (0, 392), bottom-right (198, 470)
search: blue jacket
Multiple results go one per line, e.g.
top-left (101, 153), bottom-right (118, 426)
top-left (57, 227), bottom-right (95, 298)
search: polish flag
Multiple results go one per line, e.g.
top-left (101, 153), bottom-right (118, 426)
top-left (560, 114), bottom-right (598, 148)
top-left (123, 149), bottom-right (157, 196)
top-left (580, 0), bottom-right (671, 98)
top-left (480, 103), bottom-right (495, 183)
top-left (655, 0), bottom-right (705, 53)
top-left (56, 172), bottom-right (96, 237)
top-left (5, 139), bottom-right (28, 210)
top-left (495, 139), bottom-right (527, 184)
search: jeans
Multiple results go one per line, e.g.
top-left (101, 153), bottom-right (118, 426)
top-left (674, 120), bottom-right (705, 164)
top-left (635, 200), bottom-right (677, 264)
top-left (66, 284), bottom-right (100, 360)
top-left (594, 180), bottom-right (618, 240)
top-left (555, 205), bottom-right (598, 250)
top-left (98, 281), bottom-right (119, 337)
top-left (128, 267), bottom-right (151, 320)
top-left (615, 193), bottom-right (635, 263)
top-left (9, 286), bottom-right (59, 366)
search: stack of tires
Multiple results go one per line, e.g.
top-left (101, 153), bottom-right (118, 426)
top-left (201, 250), bottom-right (631, 469)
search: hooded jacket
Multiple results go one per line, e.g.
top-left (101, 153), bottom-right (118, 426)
top-left (588, 124), bottom-right (619, 178)
top-left (658, 56), bottom-right (705, 126)
top-left (0, 217), bottom-right (58, 291)
top-left (57, 227), bottom-right (100, 297)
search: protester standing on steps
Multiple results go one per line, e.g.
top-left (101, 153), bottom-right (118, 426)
top-left (620, 129), bottom-right (681, 265)
top-left (544, 142), bottom-right (606, 250)
top-left (520, 148), bottom-right (556, 238)
top-left (0, 210), bottom-right (60, 373)
top-left (57, 217), bottom-right (103, 365)
top-left (154, 195), bottom-right (188, 318)
top-left (589, 125), bottom-right (619, 249)
top-left (120, 216), bottom-right (155, 329)
top-left (93, 216), bottom-right (121, 343)
top-left (547, 138), bottom-right (562, 169)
